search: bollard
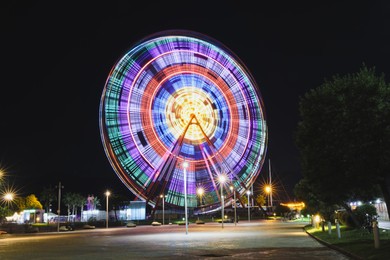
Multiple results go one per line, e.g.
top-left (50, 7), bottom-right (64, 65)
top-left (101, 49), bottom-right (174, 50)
top-left (335, 219), bottom-right (341, 239)
top-left (372, 220), bottom-right (380, 249)
top-left (311, 215), bottom-right (316, 228)
top-left (328, 221), bottom-right (332, 235)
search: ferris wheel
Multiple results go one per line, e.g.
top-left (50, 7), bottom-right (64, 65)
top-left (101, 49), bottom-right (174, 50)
top-left (99, 30), bottom-right (267, 211)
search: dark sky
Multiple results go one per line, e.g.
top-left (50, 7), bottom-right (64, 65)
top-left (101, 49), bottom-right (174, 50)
top-left (1, 1), bottom-right (390, 201)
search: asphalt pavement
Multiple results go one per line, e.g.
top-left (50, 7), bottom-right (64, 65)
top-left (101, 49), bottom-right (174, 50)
top-left (0, 219), bottom-right (352, 259)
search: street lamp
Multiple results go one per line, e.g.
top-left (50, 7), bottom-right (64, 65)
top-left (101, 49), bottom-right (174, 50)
top-left (230, 186), bottom-right (237, 226)
top-left (265, 185), bottom-right (272, 211)
top-left (197, 187), bottom-right (204, 206)
top-left (219, 175), bottom-right (226, 228)
top-left (4, 192), bottom-right (14, 202)
top-left (105, 190), bottom-right (110, 229)
top-left (183, 161), bottom-right (189, 235)
top-left (197, 187), bottom-right (204, 219)
top-left (160, 194), bottom-right (165, 225)
top-left (247, 190), bottom-right (251, 222)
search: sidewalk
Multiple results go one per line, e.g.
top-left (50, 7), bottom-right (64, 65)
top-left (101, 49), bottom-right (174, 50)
top-left (378, 220), bottom-right (390, 230)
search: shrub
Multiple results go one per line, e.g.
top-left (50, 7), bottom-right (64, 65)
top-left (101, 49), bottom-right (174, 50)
top-left (354, 204), bottom-right (377, 227)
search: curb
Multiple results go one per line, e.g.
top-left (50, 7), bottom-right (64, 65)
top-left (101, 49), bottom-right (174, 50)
top-left (304, 226), bottom-right (363, 260)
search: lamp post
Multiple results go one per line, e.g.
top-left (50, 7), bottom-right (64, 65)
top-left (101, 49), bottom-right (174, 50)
top-left (105, 190), bottom-right (110, 229)
top-left (219, 175), bottom-right (226, 228)
top-left (265, 185), bottom-right (272, 212)
top-left (247, 190), bottom-right (251, 222)
top-left (160, 194), bottom-right (165, 225)
top-left (183, 161), bottom-right (189, 234)
top-left (230, 186), bottom-right (237, 226)
top-left (197, 187), bottom-right (204, 220)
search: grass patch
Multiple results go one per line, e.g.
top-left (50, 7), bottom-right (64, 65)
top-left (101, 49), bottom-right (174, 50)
top-left (305, 225), bottom-right (390, 259)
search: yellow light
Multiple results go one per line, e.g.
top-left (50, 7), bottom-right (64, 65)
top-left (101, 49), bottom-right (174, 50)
top-left (166, 87), bottom-right (217, 143)
top-left (197, 187), bottom-right (204, 196)
top-left (314, 214), bottom-right (321, 223)
top-left (4, 193), bottom-right (14, 201)
top-left (264, 185), bottom-right (271, 194)
top-left (105, 191), bottom-right (110, 197)
top-left (280, 202), bottom-right (305, 211)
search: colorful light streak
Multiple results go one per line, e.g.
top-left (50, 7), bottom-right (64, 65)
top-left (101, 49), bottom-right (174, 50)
top-left (100, 30), bottom-right (267, 208)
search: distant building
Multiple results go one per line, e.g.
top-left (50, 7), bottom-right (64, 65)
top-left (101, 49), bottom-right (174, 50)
top-left (81, 201), bottom-right (146, 221)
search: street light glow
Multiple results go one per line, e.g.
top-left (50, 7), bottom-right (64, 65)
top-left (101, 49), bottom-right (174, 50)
top-left (183, 161), bottom-right (189, 169)
top-left (4, 192), bottom-right (13, 201)
top-left (197, 187), bottom-right (204, 196)
top-left (218, 174), bottom-right (226, 184)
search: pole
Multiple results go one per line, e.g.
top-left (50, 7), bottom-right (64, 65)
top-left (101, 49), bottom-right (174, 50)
top-left (183, 163), bottom-right (188, 235)
top-left (234, 189), bottom-right (237, 226)
top-left (57, 181), bottom-right (62, 233)
top-left (336, 219), bottom-right (341, 239)
top-left (106, 192), bottom-right (109, 229)
top-left (247, 191), bottom-right (250, 222)
top-left (162, 195), bottom-right (165, 225)
top-left (221, 183), bottom-right (224, 228)
top-left (251, 185), bottom-right (254, 210)
top-left (373, 220), bottom-right (380, 248)
top-left (269, 159), bottom-right (273, 210)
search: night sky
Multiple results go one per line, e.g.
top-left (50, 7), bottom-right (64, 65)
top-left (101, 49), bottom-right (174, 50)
top-left (1, 1), bottom-right (389, 202)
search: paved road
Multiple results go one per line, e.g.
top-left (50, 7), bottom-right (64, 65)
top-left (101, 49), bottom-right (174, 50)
top-left (0, 220), bottom-right (353, 259)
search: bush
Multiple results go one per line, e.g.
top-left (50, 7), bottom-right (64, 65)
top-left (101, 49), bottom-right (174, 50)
top-left (335, 210), bottom-right (355, 227)
top-left (354, 204), bottom-right (377, 227)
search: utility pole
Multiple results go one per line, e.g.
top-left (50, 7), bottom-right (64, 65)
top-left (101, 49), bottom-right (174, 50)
top-left (56, 181), bottom-right (64, 232)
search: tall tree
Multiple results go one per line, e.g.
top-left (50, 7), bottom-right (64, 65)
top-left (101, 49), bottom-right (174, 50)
top-left (63, 192), bottom-right (85, 222)
top-left (39, 186), bottom-right (57, 214)
top-left (295, 65), bottom-right (390, 221)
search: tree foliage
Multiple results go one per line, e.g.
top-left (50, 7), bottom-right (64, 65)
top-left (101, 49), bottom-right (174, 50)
top-left (39, 186), bottom-right (57, 214)
top-left (294, 65), bottom-right (390, 220)
top-left (63, 192), bottom-right (85, 221)
top-left (25, 194), bottom-right (43, 209)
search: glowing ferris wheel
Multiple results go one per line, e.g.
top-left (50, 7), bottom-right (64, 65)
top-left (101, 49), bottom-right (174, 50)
top-left (99, 30), bottom-right (267, 210)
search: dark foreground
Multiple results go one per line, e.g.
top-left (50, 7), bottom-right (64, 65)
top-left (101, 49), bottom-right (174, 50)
top-left (0, 220), bottom-right (352, 259)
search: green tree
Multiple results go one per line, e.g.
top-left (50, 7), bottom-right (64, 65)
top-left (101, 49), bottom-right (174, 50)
top-left (73, 193), bottom-right (86, 221)
top-left (109, 193), bottom-right (129, 221)
top-left (255, 194), bottom-right (266, 207)
top-left (63, 192), bottom-right (85, 222)
top-left (25, 194), bottom-right (43, 209)
top-left (0, 206), bottom-right (12, 223)
top-left (39, 186), bottom-right (57, 214)
top-left (14, 197), bottom-right (26, 211)
top-left (295, 65), bottom-right (390, 222)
